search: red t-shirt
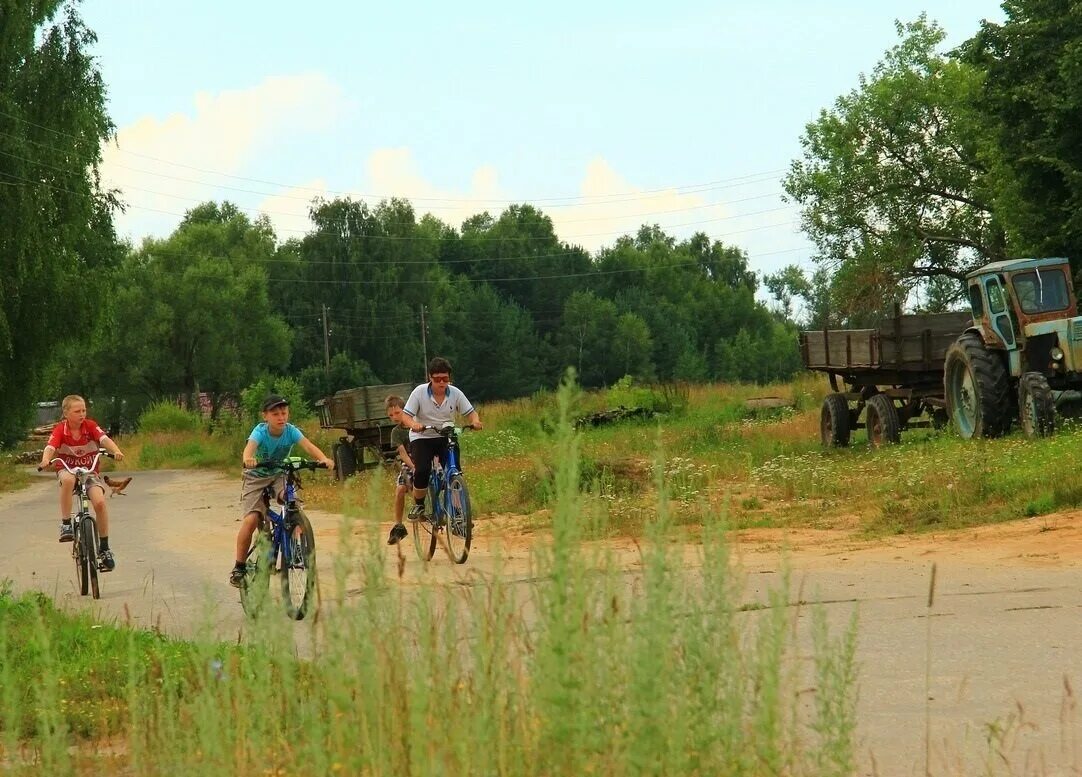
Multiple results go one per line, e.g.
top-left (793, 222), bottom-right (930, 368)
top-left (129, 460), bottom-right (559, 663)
top-left (47, 420), bottom-right (108, 472)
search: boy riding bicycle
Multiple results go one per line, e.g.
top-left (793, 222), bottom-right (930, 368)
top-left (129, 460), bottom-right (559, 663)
top-left (399, 357), bottom-right (482, 520)
top-left (384, 394), bottom-right (416, 545)
top-left (229, 394), bottom-right (335, 588)
top-left (38, 395), bottom-right (126, 571)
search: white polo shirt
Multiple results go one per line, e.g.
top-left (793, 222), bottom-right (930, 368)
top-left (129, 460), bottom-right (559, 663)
top-left (402, 383), bottom-right (475, 441)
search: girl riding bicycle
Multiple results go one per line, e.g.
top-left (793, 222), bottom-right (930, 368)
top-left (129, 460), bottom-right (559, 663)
top-left (38, 395), bottom-right (126, 571)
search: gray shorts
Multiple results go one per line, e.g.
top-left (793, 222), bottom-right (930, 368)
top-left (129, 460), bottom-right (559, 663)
top-left (396, 464), bottom-right (414, 488)
top-left (240, 471), bottom-right (286, 520)
top-left (57, 471), bottom-right (104, 496)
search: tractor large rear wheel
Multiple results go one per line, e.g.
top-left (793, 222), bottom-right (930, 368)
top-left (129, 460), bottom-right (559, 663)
top-left (944, 333), bottom-right (1010, 439)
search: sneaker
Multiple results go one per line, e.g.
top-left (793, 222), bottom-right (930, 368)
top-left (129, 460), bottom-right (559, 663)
top-left (58, 522), bottom-right (74, 543)
top-left (450, 518), bottom-right (468, 538)
top-left (97, 549), bottom-right (116, 572)
top-left (229, 565), bottom-right (246, 588)
top-left (387, 522), bottom-right (408, 545)
top-left (408, 502), bottom-right (426, 519)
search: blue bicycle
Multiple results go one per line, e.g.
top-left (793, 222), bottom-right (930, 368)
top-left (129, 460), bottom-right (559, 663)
top-left (239, 457), bottom-right (326, 620)
top-left (411, 423), bottom-right (475, 564)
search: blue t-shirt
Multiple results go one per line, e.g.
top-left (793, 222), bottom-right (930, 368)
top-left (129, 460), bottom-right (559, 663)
top-left (248, 422), bottom-right (304, 476)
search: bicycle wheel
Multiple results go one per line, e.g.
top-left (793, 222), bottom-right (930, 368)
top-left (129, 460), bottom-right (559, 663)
top-left (82, 516), bottom-right (100, 599)
top-left (411, 509), bottom-right (438, 562)
top-left (73, 516), bottom-right (90, 596)
top-left (240, 532), bottom-right (273, 618)
top-left (280, 510), bottom-right (317, 621)
top-left (442, 474), bottom-right (473, 564)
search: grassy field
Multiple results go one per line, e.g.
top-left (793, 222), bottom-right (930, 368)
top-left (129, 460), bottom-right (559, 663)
top-left (9, 374), bottom-right (1082, 539)
top-left (0, 386), bottom-right (859, 775)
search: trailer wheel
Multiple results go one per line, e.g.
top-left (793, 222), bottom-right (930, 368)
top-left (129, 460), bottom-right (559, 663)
top-left (944, 333), bottom-right (1009, 439)
top-left (820, 393), bottom-right (851, 447)
top-left (1018, 371), bottom-right (1055, 439)
top-left (865, 394), bottom-right (901, 448)
top-left (333, 441), bottom-right (357, 480)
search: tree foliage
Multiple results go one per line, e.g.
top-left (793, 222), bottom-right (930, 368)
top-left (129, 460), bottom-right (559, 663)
top-left (961, 0), bottom-right (1082, 267)
top-left (0, 1), bottom-right (119, 444)
top-left (784, 17), bottom-right (1004, 321)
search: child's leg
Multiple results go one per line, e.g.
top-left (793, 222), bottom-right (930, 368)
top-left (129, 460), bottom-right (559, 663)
top-left (88, 485), bottom-right (109, 537)
top-left (58, 471), bottom-right (75, 518)
top-left (235, 511), bottom-right (262, 564)
top-left (394, 483), bottom-right (407, 523)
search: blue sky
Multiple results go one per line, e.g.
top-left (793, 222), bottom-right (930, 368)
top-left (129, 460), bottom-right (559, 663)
top-left (82, 0), bottom-right (1006, 280)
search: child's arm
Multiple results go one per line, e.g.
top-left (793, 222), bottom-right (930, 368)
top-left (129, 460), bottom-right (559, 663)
top-left (242, 439), bottom-right (258, 469)
top-left (298, 437), bottom-right (335, 469)
top-left (38, 444), bottom-right (56, 470)
top-left (100, 435), bottom-right (125, 462)
top-left (397, 444), bottom-right (415, 470)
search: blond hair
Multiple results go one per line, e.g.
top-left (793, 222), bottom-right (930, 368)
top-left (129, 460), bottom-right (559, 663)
top-left (61, 395), bottom-right (86, 412)
top-left (384, 394), bottom-right (404, 410)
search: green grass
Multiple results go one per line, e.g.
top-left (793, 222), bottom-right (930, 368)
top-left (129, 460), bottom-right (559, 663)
top-left (0, 380), bottom-right (859, 776)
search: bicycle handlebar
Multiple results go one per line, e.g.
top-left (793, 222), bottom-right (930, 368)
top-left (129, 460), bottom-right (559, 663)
top-left (38, 451), bottom-right (114, 474)
top-left (418, 423), bottom-right (480, 436)
top-left (247, 458), bottom-right (329, 472)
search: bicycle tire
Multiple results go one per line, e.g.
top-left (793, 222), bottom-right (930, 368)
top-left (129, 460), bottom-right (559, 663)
top-left (240, 531), bottom-right (273, 618)
top-left (280, 509), bottom-right (317, 621)
top-left (83, 516), bottom-right (100, 599)
top-left (74, 515), bottom-right (90, 597)
top-left (411, 504), bottom-right (438, 562)
top-left (442, 474), bottom-right (472, 564)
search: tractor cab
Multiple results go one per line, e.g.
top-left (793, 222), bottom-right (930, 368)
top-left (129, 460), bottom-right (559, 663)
top-left (964, 257), bottom-right (1079, 383)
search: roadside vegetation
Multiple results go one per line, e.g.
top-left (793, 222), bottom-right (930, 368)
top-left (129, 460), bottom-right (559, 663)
top-left (0, 384), bottom-right (858, 775)
top-left (9, 372), bottom-right (1082, 539)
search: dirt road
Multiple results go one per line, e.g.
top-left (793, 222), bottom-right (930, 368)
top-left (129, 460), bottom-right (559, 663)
top-left (4, 468), bottom-right (1082, 775)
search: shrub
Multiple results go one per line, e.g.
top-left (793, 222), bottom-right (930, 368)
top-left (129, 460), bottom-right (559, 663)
top-left (137, 401), bottom-right (203, 433)
top-left (240, 375), bottom-right (311, 425)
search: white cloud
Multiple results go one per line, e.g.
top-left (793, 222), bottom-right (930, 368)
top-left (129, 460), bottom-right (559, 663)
top-left (101, 73), bottom-right (344, 243)
top-left (99, 78), bottom-right (807, 272)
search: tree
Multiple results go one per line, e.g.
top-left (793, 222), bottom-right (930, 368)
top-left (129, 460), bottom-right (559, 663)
top-left (784, 17), bottom-right (1004, 320)
top-left (0, 2), bottom-right (119, 444)
top-left (104, 204), bottom-right (290, 412)
top-left (961, 1), bottom-right (1082, 266)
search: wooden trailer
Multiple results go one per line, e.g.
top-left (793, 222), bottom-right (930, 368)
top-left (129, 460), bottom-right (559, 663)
top-left (316, 381), bottom-right (416, 478)
top-left (800, 307), bottom-right (973, 447)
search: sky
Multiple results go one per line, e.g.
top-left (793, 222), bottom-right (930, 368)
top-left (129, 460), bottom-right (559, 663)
top-left (81, 0), bottom-right (1007, 283)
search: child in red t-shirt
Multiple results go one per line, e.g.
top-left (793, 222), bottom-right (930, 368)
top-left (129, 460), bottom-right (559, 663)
top-left (37, 395), bottom-right (126, 570)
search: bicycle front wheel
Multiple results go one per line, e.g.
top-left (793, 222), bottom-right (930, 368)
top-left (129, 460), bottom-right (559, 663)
top-left (73, 516), bottom-right (89, 596)
top-left (442, 474), bottom-right (473, 564)
top-left (281, 510), bottom-right (317, 621)
top-left (240, 532), bottom-right (272, 618)
top-left (82, 516), bottom-right (100, 599)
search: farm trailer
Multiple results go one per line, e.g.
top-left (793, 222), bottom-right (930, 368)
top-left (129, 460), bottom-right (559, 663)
top-left (803, 257), bottom-right (1082, 446)
top-left (316, 382), bottom-right (415, 479)
top-left (800, 308), bottom-right (971, 447)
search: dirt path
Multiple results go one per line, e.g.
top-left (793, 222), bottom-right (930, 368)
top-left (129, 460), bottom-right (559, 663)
top-left (4, 469), bottom-right (1082, 775)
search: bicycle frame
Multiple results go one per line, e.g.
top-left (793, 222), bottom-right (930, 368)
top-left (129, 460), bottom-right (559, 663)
top-left (250, 473), bottom-right (303, 570)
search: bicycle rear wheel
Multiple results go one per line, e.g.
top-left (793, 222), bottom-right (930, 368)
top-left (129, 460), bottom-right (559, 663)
top-left (240, 532), bottom-right (272, 618)
top-left (442, 474), bottom-right (473, 564)
top-left (73, 516), bottom-right (89, 596)
top-left (281, 510), bottom-right (317, 621)
top-left (82, 516), bottom-right (100, 599)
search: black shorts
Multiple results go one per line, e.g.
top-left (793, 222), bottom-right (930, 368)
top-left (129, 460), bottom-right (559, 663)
top-left (409, 436), bottom-right (449, 490)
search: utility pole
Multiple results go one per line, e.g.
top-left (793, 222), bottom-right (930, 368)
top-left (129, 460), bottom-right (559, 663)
top-left (420, 304), bottom-right (429, 378)
top-left (322, 303), bottom-right (331, 374)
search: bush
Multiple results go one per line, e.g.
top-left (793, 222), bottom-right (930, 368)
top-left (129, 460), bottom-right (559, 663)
top-left (240, 376), bottom-right (311, 425)
top-left (137, 401), bottom-right (203, 433)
